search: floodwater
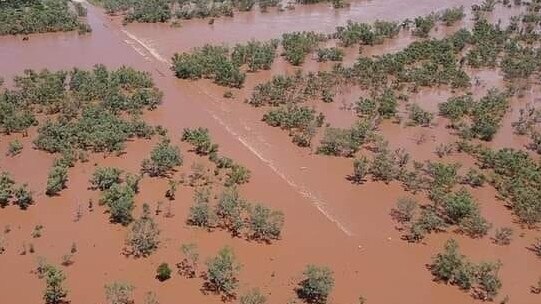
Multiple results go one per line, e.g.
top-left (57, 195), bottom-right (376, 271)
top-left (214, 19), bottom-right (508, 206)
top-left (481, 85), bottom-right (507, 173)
top-left (1, 1), bottom-right (540, 304)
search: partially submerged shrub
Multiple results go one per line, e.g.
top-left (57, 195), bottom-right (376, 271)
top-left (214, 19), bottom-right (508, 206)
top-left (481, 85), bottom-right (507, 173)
top-left (297, 265), bottom-right (335, 304)
top-left (282, 31), bottom-right (326, 65)
top-left (205, 246), bottom-right (242, 297)
top-left (141, 139), bottom-right (182, 177)
top-left (125, 204), bottom-right (160, 257)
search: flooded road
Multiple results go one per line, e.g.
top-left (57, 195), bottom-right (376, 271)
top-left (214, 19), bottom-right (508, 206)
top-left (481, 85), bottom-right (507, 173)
top-left (1, 1), bottom-right (540, 304)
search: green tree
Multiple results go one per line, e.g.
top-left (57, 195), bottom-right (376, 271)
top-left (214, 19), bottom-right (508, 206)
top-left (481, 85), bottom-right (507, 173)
top-left (297, 265), bottom-right (335, 304)
top-left (205, 246), bottom-right (242, 296)
top-left (350, 156), bottom-right (369, 184)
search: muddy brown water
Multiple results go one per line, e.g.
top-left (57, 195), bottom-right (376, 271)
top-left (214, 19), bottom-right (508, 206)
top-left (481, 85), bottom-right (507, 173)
top-left (1, 1), bottom-right (540, 304)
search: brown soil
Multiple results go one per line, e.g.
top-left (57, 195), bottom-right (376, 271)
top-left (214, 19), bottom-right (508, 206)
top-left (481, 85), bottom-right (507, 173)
top-left (1, 1), bottom-right (540, 304)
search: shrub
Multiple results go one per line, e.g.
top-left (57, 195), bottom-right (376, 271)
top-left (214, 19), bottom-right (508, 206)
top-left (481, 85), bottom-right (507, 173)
top-left (45, 165), bottom-right (69, 196)
top-left (216, 187), bottom-right (246, 234)
top-left (493, 227), bottom-right (513, 245)
top-left (248, 204), bottom-right (284, 242)
top-left (43, 265), bottom-right (68, 304)
top-left (156, 263), bottom-right (172, 281)
top-left (439, 95), bottom-right (474, 124)
top-left (181, 127), bottom-right (218, 155)
top-left (171, 45), bottom-right (246, 88)
top-left (205, 246), bottom-right (242, 296)
top-left (413, 14), bottom-right (437, 37)
top-left (350, 156), bottom-right (369, 184)
top-left (188, 199), bottom-right (214, 228)
top-left (297, 265), bottom-right (334, 304)
top-left (459, 212), bottom-right (491, 238)
top-left (90, 167), bottom-right (123, 191)
top-left (317, 120), bottom-right (373, 157)
top-left (282, 31), bottom-right (326, 65)
top-left (104, 281), bottom-right (134, 304)
top-left (316, 48), bottom-right (344, 62)
top-left (225, 164), bottom-right (251, 186)
top-left (407, 208), bottom-right (445, 242)
top-left (443, 188), bottom-right (479, 224)
top-left (462, 168), bottom-right (486, 187)
top-left (240, 288), bottom-right (266, 304)
top-left (101, 183), bottom-right (135, 225)
top-left (431, 239), bottom-right (466, 283)
top-left (440, 6), bottom-right (465, 26)
top-left (0, 0), bottom-right (89, 36)
top-left (393, 197), bottom-right (418, 223)
top-left (141, 139), bottom-right (182, 177)
top-left (232, 40), bottom-right (278, 71)
top-left (476, 261), bottom-right (502, 301)
top-left (408, 104), bottom-right (433, 126)
top-left (179, 243), bottom-right (199, 278)
top-left (0, 171), bottom-right (15, 207)
top-left (14, 184), bottom-right (33, 210)
top-left (377, 89), bottom-right (398, 118)
top-left (125, 204), bottom-right (160, 257)
top-left (6, 139), bottom-right (23, 156)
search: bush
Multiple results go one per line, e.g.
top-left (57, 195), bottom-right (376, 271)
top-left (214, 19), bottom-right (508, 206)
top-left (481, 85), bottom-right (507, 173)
top-left (232, 40), bottom-right (278, 71)
top-left (141, 139), bottom-right (182, 177)
top-left (205, 246), bottom-right (242, 296)
top-left (393, 197), bottom-right (418, 224)
top-left (376, 89), bottom-right (398, 118)
top-left (317, 120), bottom-right (373, 157)
top-left (316, 48), bottom-right (344, 62)
top-left (225, 164), bottom-right (251, 186)
top-left (297, 265), bottom-right (334, 304)
top-left (350, 156), bottom-right (369, 184)
top-left (476, 261), bottom-right (502, 301)
top-left (407, 208), bottom-right (445, 242)
top-left (6, 139), bottom-right (23, 157)
top-left (440, 6), bottom-right (465, 26)
top-left (413, 14), bottom-right (437, 37)
top-left (462, 168), bottom-right (486, 187)
top-left (431, 239), bottom-right (466, 283)
top-left (179, 243), bottom-right (199, 278)
top-left (0, 0), bottom-right (89, 36)
top-left (171, 45), bottom-right (246, 88)
top-left (43, 264), bottom-right (68, 304)
top-left (14, 184), bottom-right (33, 210)
top-left (156, 263), bottom-right (172, 281)
top-left (0, 171), bottom-right (15, 207)
top-left (104, 281), bottom-right (134, 304)
top-left (101, 183), bottom-right (135, 225)
top-left (90, 167), bottom-right (123, 191)
top-left (459, 212), bottom-right (491, 238)
top-left (188, 199), bottom-right (214, 228)
top-left (493, 227), bottom-right (513, 245)
top-left (240, 288), bottom-right (266, 304)
top-left (216, 187), bottom-right (246, 234)
top-left (439, 94), bottom-right (473, 124)
top-left (248, 204), bottom-right (284, 242)
top-left (182, 127), bottom-right (218, 155)
top-left (408, 104), bottom-right (433, 127)
top-left (125, 204), bottom-right (160, 257)
top-left (443, 188), bottom-right (479, 224)
top-left (282, 32), bottom-right (326, 65)
top-left (45, 165), bottom-right (68, 196)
